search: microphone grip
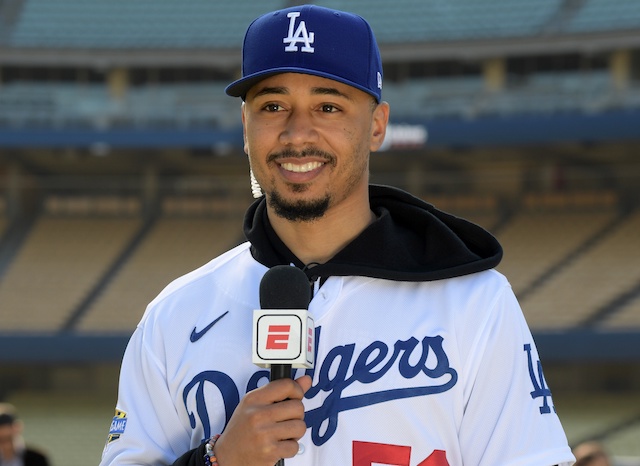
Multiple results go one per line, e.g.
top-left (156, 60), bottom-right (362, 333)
top-left (271, 364), bottom-right (292, 465)
top-left (270, 364), bottom-right (292, 382)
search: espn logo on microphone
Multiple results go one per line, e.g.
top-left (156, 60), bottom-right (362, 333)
top-left (252, 309), bottom-right (315, 369)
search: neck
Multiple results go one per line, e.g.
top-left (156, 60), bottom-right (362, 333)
top-left (267, 195), bottom-right (375, 265)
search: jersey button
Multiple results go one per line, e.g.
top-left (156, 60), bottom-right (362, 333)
top-left (297, 442), bottom-right (305, 455)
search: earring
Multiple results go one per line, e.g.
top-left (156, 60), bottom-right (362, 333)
top-left (250, 169), bottom-right (263, 198)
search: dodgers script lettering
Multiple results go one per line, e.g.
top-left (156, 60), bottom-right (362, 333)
top-left (183, 327), bottom-right (458, 445)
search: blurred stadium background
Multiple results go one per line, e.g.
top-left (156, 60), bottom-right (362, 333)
top-left (0, 0), bottom-right (639, 464)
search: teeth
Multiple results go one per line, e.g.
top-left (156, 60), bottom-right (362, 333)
top-left (281, 161), bottom-right (324, 173)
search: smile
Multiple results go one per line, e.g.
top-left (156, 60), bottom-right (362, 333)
top-left (280, 161), bottom-right (325, 173)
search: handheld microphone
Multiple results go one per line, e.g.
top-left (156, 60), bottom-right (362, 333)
top-left (253, 265), bottom-right (315, 380)
top-left (253, 265), bottom-right (314, 466)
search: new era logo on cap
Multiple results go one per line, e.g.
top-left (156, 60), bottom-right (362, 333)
top-left (225, 4), bottom-right (383, 102)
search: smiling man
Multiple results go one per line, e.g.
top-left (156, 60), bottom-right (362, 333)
top-left (100, 5), bottom-right (575, 466)
top-left (241, 72), bottom-right (387, 264)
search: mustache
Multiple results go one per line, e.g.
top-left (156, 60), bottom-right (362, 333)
top-left (268, 148), bottom-right (335, 165)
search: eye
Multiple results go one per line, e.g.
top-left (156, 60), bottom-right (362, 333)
top-left (263, 103), bottom-right (283, 112)
top-left (321, 104), bottom-right (339, 113)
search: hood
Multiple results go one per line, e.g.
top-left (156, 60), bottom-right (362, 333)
top-left (243, 184), bottom-right (502, 282)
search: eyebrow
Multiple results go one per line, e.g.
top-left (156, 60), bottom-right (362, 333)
top-left (252, 86), bottom-right (288, 98)
top-left (311, 86), bottom-right (353, 101)
top-left (250, 85), bottom-right (353, 101)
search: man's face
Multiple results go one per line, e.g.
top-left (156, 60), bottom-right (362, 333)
top-left (242, 72), bottom-right (388, 222)
top-left (0, 424), bottom-right (17, 459)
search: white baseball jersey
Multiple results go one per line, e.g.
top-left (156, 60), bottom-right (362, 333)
top-left (100, 241), bottom-right (574, 466)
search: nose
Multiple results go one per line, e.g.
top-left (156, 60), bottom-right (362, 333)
top-left (279, 109), bottom-right (318, 147)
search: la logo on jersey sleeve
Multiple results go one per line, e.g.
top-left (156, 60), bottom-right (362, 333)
top-left (524, 344), bottom-right (556, 414)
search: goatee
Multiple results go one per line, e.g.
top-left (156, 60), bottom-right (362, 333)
top-left (269, 190), bottom-right (330, 222)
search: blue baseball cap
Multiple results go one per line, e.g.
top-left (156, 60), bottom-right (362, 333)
top-left (225, 4), bottom-right (383, 102)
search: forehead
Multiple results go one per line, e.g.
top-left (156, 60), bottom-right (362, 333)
top-left (246, 72), bottom-right (365, 100)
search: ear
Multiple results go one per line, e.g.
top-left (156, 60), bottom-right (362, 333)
top-left (241, 102), bottom-right (249, 155)
top-left (369, 101), bottom-right (390, 152)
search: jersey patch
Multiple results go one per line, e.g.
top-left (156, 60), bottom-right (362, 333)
top-left (107, 409), bottom-right (128, 444)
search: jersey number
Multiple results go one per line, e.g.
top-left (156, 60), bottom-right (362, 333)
top-left (353, 441), bottom-right (449, 466)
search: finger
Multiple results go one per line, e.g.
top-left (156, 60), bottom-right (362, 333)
top-left (279, 437), bottom-right (305, 460)
top-left (273, 418), bottom-right (308, 442)
top-left (263, 397), bottom-right (306, 425)
top-left (295, 374), bottom-right (313, 394)
top-left (272, 419), bottom-right (308, 458)
top-left (243, 378), bottom-right (303, 405)
top-left (268, 378), bottom-right (308, 402)
top-left (243, 417), bottom-right (307, 463)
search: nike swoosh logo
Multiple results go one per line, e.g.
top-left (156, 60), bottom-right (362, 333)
top-left (190, 311), bottom-right (230, 343)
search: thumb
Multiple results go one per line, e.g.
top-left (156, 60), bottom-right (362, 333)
top-left (295, 375), bottom-right (313, 394)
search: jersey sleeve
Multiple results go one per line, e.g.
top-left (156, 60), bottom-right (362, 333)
top-left (457, 281), bottom-right (575, 466)
top-left (99, 323), bottom-right (191, 466)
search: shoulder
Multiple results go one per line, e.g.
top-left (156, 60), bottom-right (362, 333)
top-left (453, 267), bottom-right (510, 289)
top-left (151, 242), bottom-right (253, 302)
top-left (450, 268), bottom-right (520, 320)
top-left (136, 241), bottom-right (262, 326)
top-left (433, 268), bottom-right (513, 307)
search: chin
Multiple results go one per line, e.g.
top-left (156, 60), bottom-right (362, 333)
top-left (269, 191), bottom-right (331, 222)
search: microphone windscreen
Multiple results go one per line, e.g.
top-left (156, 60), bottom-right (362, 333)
top-left (259, 265), bottom-right (311, 310)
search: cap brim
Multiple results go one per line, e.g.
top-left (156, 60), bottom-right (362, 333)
top-left (225, 68), bottom-right (380, 102)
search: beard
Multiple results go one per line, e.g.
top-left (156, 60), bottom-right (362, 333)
top-left (268, 188), bottom-right (331, 222)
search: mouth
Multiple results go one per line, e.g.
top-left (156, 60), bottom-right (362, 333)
top-left (269, 149), bottom-right (334, 183)
top-left (280, 161), bottom-right (325, 173)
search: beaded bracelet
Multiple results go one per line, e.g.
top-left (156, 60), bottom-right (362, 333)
top-left (203, 434), bottom-right (221, 466)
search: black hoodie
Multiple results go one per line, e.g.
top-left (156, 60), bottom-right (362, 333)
top-left (245, 184), bottom-right (502, 282)
top-left (171, 184), bottom-right (503, 466)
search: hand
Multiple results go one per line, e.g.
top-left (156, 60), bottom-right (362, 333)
top-left (213, 375), bottom-right (312, 466)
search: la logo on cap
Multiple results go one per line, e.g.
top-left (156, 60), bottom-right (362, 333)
top-left (284, 11), bottom-right (315, 53)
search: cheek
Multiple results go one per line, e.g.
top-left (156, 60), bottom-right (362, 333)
top-left (345, 125), bottom-right (372, 159)
top-left (246, 123), bottom-right (279, 154)
top-left (341, 124), bottom-right (355, 138)
top-left (244, 126), bottom-right (267, 157)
